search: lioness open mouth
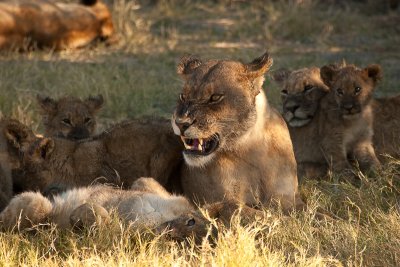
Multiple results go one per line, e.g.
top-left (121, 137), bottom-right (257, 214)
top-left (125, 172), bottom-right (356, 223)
top-left (180, 135), bottom-right (219, 155)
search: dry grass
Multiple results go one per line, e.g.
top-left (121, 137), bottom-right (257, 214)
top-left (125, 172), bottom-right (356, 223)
top-left (0, 0), bottom-right (399, 266)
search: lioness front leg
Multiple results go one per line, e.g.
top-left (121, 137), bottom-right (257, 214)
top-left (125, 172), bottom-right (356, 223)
top-left (351, 140), bottom-right (381, 173)
top-left (70, 203), bottom-right (110, 229)
top-left (0, 192), bottom-right (52, 230)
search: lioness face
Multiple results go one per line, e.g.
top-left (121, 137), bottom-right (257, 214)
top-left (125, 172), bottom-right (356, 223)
top-left (321, 64), bottom-right (382, 120)
top-left (37, 95), bottom-right (104, 140)
top-left (172, 52), bottom-right (273, 167)
top-left (273, 67), bottom-right (329, 127)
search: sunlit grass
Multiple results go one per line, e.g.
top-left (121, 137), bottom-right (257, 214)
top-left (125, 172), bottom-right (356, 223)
top-left (0, 0), bottom-right (399, 266)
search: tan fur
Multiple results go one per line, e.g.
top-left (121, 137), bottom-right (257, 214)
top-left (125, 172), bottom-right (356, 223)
top-left (372, 95), bottom-right (400, 160)
top-left (0, 118), bottom-right (39, 205)
top-left (0, 0), bottom-right (114, 51)
top-left (0, 178), bottom-right (193, 231)
top-left (294, 64), bottom-right (382, 177)
top-left (172, 51), bottom-right (303, 212)
top-left (37, 95), bottom-right (104, 140)
top-left (15, 118), bottom-right (183, 194)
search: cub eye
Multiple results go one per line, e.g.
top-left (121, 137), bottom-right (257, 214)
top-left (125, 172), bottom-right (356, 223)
top-left (84, 117), bottom-right (92, 124)
top-left (62, 118), bottom-right (71, 125)
top-left (281, 89), bottom-right (288, 95)
top-left (304, 85), bottom-right (313, 92)
top-left (179, 93), bottom-right (185, 102)
top-left (336, 89), bottom-right (344, 96)
top-left (209, 94), bottom-right (224, 103)
top-left (354, 87), bottom-right (362, 94)
top-left (186, 218), bottom-right (196, 227)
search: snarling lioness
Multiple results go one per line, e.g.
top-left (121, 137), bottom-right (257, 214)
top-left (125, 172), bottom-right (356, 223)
top-left (37, 94), bottom-right (104, 140)
top-left (171, 51), bottom-right (304, 212)
top-left (0, 0), bottom-right (114, 51)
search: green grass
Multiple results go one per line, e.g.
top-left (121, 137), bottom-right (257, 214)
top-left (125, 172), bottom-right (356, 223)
top-left (0, 0), bottom-right (399, 266)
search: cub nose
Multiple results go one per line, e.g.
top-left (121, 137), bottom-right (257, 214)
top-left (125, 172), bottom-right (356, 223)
top-left (343, 103), bottom-right (354, 111)
top-left (175, 117), bottom-right (194, 134)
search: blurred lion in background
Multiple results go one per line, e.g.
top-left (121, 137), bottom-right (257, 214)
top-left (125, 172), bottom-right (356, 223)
top-left (0, 0), bottom-right (115, 51)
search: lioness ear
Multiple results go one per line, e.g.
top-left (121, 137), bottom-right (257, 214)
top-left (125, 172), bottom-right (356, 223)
top-left (320, 65), bottom-right (338, 87)
top-left (244, 51), bottom-right (273, 81)
top-left (31, 138), bottom-right (55, 161)
top-left (85, 94), bottom-right (104, 112)
top-left (4, 119), bottom-right (34, 149)
top-left (363, 64), bottom-right (382, 85)
top-left (272, 68), bottom-right (291, 84)
top-left (37, 95), bottom-right (57, 114)
top-left (177, 55), bottom-right (202, 78)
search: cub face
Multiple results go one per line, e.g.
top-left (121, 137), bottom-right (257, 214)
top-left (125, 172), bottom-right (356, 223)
top-left (172, 52), bottom-right (273, 167)
top-left (273, 67), bottom-right (329, 127)
top-left (37, 95), bottom-right (104, 140)
top-left (321, 64), bottom-right (382, 119)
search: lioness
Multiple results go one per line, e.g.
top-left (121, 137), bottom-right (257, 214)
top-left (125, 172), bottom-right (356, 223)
top-left (37, 94), bottom-right (104, 140)
top-left (0, 177), bottom-right (194, 231)
top-left (0, 0), bottom-right (114, 50)
top-left (171, 51), bottom-right (304, 212)
top-left (12, 118), bottom-right (183, 194)
top-left (0, 118), bottom-right (39, 205)
top-left (273, 67), bottom-right (330, 179)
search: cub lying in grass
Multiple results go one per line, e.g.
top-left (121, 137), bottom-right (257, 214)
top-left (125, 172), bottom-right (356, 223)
top-left (37, 94), bottom-right (104, 140)
top-left (0, 178), bottom-right (193, 231)
top-left (0, 0), bottom-right (114, 51)
top-left (13, 118), bottom-right (183, 194)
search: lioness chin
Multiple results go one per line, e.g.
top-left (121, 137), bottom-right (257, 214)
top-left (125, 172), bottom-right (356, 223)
top-left (172, 51), bottom-right (304, 212)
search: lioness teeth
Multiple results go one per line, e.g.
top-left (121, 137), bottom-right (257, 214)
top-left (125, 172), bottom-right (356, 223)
top-left (180, 136), bottom-right (206, 151)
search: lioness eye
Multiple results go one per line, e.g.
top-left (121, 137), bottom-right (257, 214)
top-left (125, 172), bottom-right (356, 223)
top-left (336, 89), bottom-right (344, 96)
top-left (209, 94), bottom-right (224, 103)
top-left (354, 87), bottom-right (361, 94)
top-left (281, 89), bottom-right (288, 95)
top-left (179, 93), bottom-right (185, 102)
top-left (84, 117), bottom-right (92, 124)
top-left (186, 218), bottom-right (196, 226)
top-left (304, 85), bottom-right (313, 92)
top-left (62, 118), bottom-right (71, 125)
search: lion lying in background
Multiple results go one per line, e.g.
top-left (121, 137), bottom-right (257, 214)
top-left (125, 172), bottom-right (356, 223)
top-left (0, 0), bottom-right (114, 50)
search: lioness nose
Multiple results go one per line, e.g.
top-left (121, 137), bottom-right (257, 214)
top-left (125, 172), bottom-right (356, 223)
top-left (343, 103), bottom-right (354, 110)
top-left (175, 117), bottom-right (193, 133)
top-left (286, 104), bottom-right (300, 113)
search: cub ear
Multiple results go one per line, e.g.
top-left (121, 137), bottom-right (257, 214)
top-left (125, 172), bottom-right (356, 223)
top-left (363, 64), bottom-right (382, 84)
top-left (36, 95), bottom-right (57, 114)
top-left (320, 65), bottom-right (338, 87)
top-left (85, 94), bottom-right (104, 112)
top-left (177, 55), bottom-right (202, 78)
top-left (30, 138), bottom-right (55, 162)
top-left (272, 68), bottom-right (291, 84)
top-left (244, 51), bottom-right (273, 81)
top-left (4, 119), bottom-right (34, 149)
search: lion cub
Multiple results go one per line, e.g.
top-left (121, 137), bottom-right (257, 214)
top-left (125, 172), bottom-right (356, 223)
top-left (0, 178), bottom-right (193, 231)
top-left (37, 95), bottom-right (104, 140)
top-left (0, 118), bottom-right (40, 205)
top-left (0, 0), bottom-right (114, 50)
top-left (273, 67), bottom-right (330, 179)
top-left (171, 51), bottom-right (304, 212)
top-left (12, 118), bottom-right (183, 194)
top-left (317, 64), bottom-right (382, 175)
